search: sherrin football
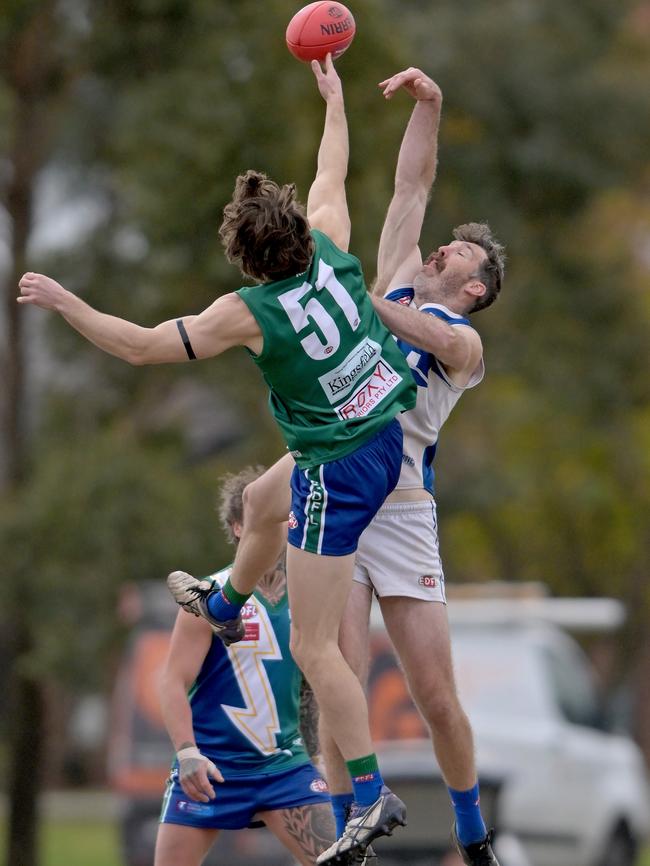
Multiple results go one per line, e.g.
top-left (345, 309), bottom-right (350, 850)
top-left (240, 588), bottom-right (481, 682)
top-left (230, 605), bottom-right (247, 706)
top-left (286, 2), bottom-right (356, 63)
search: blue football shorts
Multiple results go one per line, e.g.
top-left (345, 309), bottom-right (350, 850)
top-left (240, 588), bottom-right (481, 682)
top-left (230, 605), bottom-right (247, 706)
top-left (159, 761), bottom-right (330, 830)
top-left (287, 417), bottom-right (404, 556)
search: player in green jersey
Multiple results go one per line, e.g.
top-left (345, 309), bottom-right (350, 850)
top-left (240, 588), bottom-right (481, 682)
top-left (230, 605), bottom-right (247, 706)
top-left (19, 56), bottom-right (412, 862)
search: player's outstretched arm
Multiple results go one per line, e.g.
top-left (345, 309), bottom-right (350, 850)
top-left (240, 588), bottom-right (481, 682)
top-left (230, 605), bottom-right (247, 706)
top-left (159, 610), bottom-right (224, 802)
top-left (18, 272), bottom-right (261, 363)
top-left (306, 53), bottom-right (351, 252)
top-left (374, 69), bottom-right (442, 296)
top-left (372, 296), bottom-right (482, 382)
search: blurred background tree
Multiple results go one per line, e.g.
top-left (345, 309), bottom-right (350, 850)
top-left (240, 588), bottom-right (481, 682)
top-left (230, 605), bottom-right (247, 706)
top-left (1, 1), bottom-right (649, 864)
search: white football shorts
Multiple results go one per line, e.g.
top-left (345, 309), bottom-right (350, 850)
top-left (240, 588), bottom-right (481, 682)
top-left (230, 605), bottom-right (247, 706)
top-left (353, 499), bottom-right (446, 602)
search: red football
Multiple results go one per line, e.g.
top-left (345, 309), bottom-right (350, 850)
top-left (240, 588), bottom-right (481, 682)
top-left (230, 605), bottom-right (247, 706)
top-left (286, 2), bottom-right (356, 63)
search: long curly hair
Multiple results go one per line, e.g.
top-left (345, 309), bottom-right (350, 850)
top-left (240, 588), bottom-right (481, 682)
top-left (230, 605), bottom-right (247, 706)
top-left (219, 170), bottom-right (314, 282)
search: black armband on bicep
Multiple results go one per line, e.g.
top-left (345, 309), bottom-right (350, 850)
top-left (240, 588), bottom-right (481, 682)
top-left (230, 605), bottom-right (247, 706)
top-left (176, 319), bottom-right (197, 360)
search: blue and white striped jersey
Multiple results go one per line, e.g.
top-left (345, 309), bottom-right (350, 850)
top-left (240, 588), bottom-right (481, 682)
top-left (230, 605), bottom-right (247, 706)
top-left (386, 286), bottom-right (484, 494)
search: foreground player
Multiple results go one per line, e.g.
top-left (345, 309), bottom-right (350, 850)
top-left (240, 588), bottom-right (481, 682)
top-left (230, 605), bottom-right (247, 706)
top-left (156, 467), bottom-right (339, 866)
top-left (321, 68), bottom-right (506, 866)
top-left (234, 68), bottom-right (505, 865)
top-left (19, 56), bottom-right (413, 860)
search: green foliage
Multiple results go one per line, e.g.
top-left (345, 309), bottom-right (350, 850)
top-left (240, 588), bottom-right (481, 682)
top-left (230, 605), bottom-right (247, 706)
top-left (1, 0), bottom-right (650, 751)
top-left (2, 431), bottom-right (217, 685)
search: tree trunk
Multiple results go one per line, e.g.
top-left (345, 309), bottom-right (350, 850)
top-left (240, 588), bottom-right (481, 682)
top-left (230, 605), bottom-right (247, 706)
top-left (5, 626), bottom-right (45, 866)
top-left (1, 7), bottom-right (60, 866)
top-left (1, 104), bottom-right (30, 490)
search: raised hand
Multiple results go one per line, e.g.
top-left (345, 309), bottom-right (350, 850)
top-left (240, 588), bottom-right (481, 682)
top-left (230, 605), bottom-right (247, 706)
top-left (379, 67), bottom-right (442, 103)
top-left (17, 272), bottom-right (69, 311)
top-left (311, 53), bottom-right (344, 103)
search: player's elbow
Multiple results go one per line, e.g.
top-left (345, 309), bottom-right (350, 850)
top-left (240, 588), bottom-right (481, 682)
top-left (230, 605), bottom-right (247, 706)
top-left (433, 329), bottom-right (476, 370)
top-left (158, 668), bottom-right (185, 707)
top-left (158, 669), bottom-right (172, 706)
top-left (125, 349), bottom-right (147, 366)
top-left (123, 332), bottom-right (159, 366)
top-left (434, 332), bottom-right (462, 365)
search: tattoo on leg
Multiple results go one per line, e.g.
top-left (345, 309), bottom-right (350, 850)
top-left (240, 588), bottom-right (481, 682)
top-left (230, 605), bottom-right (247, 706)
top-left (283, 804), bottom-right (336, 861)
top-left (299, 677), bottom-right (321, 758)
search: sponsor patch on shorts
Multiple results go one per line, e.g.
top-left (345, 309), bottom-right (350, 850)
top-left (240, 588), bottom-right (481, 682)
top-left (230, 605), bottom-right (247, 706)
top-left (310, 778), bottom-right (329, 794)
top-left (288, 511), bottom-right (299, 529)
top-left (177, 800), bottom-right (209, 814)
top-left (336, 360), bottom-right (402, 420)
top-left (418, 575), bottom-right (437, 588)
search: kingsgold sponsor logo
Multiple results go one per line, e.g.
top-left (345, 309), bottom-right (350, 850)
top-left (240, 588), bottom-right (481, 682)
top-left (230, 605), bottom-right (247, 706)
top-left (318, 339), bottom-right (381, 404)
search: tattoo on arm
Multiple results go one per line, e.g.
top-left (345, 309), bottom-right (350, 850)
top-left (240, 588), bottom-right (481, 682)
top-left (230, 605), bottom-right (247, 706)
top-left (299, 676), bottom-right (320, 758)
top-left (283, 804), bottom-right (336, 860)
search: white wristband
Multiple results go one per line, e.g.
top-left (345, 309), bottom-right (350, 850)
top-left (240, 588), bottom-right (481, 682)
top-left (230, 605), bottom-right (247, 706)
top-left (177, 746), bottom-right (203, 761)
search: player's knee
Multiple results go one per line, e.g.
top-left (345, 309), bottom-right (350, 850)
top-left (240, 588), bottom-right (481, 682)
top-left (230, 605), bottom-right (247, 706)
top-left (242, 475), bottom-right (287, 525)
top-left (154, 833), bottom-right (192, 866)
top-left (418, 689), bottom-right (465, 731)
top-left (242, 477), bottom-right (264, 518)
top-left (241, 479), bottom-right (273, 528)
top-left (290, 630), bottom-right (324, 676)
top-left (289, 629), bottom-right (309, 669)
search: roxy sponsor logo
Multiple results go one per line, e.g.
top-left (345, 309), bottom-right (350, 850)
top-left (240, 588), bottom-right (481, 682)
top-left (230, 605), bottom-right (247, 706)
top-left (337, 360), bottom-right (402, 420)
top-left (310, 778), bottom-right (329, 794)
top-left (318, 339), bottom-right (381, 404)
top-left (418, 575), bottom-right (437, 588)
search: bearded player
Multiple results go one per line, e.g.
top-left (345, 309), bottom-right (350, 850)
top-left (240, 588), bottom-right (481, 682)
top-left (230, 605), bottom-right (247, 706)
top-left (232, 67), bottom-right (506, 866)
top-left (320, 67), bottom-right (505, 866)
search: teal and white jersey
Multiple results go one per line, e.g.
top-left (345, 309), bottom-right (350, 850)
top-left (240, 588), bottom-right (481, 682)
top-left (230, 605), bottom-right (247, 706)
top-left (183, 566), bottom-right (309, 777)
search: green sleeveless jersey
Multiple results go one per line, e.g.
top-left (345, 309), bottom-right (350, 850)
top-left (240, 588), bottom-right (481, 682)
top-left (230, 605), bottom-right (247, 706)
top-left (236, 230), bottom-right (416, 468)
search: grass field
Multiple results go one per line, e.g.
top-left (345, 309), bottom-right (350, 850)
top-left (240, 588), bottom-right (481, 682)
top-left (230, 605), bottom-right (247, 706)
top-left (1, 818), bottom-right (649, 866)
top-left (0, 820), bottom-right (121, 866)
